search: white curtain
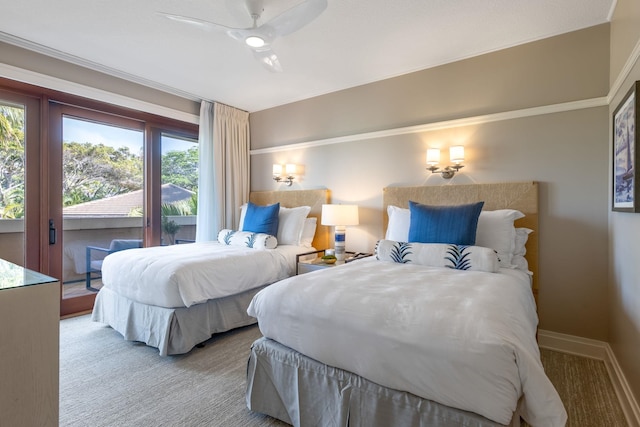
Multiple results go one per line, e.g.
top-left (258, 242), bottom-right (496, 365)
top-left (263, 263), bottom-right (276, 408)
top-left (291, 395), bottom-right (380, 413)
top-left (195, 101), bottom-right (250, 242)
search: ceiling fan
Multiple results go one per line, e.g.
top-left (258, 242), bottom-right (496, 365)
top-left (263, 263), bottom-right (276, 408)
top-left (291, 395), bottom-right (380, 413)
top-left (161, 0), bottom-right (328, 72)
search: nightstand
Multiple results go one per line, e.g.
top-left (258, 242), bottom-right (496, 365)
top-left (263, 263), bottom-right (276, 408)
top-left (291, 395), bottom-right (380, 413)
top-left (296, 249), bottom-right (372, 275)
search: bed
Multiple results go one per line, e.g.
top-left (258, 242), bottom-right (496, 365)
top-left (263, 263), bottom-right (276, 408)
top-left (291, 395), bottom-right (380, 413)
top-left (91, 189), bottom-right (330, 356)
top-left (245, 182), bottom-right (567, 427)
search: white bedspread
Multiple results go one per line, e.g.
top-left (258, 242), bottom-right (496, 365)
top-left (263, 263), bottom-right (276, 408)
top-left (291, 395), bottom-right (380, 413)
top-left (100, 242), bottom-right (308, 308)
top-left (247, 257), bottom-right (567, 427)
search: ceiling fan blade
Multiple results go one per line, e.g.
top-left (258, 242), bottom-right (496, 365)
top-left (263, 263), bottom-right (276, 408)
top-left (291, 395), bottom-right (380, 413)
top-left (265, 0), bottom-right (328, 37)
top-left (252, 46), bottom-right (283, 73)
top-left (159, 12), bottom-right (238, 32)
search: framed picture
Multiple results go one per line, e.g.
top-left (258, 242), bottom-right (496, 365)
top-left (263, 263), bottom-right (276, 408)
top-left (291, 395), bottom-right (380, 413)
top-left (613, 81), bottom-right (640, 212)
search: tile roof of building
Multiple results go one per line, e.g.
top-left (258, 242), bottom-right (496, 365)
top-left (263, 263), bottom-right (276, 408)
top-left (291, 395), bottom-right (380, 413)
top-left (63, 183), bottom-right (194, 217)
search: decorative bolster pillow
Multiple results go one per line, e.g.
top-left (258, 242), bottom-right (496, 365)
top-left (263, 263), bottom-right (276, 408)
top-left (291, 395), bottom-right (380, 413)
top-left (217, 229), bottom-right (278, 249)
top-left (375, 239), bottom-right (499, 273)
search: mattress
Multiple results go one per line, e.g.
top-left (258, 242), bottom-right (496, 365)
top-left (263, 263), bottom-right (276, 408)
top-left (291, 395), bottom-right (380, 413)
top-left (247, 257), bottom-right (567, 426)
top-left (100, 241), bottom-right (309, 308)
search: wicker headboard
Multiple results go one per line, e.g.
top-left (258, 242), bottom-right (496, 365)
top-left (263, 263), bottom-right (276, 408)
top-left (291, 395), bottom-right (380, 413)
top-left (383, 182), bottom-right (539, 301)
top-left (249, 189), bottom-right (331, 250)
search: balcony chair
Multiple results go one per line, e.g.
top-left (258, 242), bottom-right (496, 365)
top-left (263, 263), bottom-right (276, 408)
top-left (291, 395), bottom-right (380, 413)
top-left (85, 239), bottom-right (142, 291)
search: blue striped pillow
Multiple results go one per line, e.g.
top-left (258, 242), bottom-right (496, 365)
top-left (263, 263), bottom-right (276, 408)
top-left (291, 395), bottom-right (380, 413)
top-left (408, 201), bottom-right (484, 245)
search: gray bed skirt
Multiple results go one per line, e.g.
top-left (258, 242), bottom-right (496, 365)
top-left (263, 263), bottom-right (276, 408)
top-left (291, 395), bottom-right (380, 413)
top-left (246, 337), bottom-right (517, 427)
top-left (91, 285), bottom-right (265, 356)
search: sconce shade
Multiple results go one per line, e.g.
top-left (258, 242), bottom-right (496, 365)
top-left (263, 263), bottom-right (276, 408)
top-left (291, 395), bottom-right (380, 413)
top-left (272, 164), bottom-right (283, 176)
top-left (285, 163), bottom-right (297, 175)
top-left (450, 146), bottom-right (465, 164)
top-left (321, 204), bottom-right (359, 226)
top-left (426, 148), bottom-right (440, 165)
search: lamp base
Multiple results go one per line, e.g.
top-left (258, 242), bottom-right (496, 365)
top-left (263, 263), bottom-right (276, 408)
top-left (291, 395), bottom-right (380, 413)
top-left (334, 226), bottom-right (346, 261)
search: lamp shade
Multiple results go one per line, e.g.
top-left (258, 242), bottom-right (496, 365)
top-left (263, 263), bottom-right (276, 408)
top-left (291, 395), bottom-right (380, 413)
top-left (426, 148), bottom-right (440, 165)
top-left (450, 146), bottom-right (465, 164)
top-left (285, 163), bottom-right (296, 175)
top-left (321, 204), bottom-right (359, 226)
top-left (272, 164), bottom-right (283, 176)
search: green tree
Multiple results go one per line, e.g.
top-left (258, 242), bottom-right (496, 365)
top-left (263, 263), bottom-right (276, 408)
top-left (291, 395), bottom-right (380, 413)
top-left (0, 105), bottom-right (25, 218)
top-left (161, 147), bottom-right (198, 192)
top-left (62, 142), bottom-right (143, 206)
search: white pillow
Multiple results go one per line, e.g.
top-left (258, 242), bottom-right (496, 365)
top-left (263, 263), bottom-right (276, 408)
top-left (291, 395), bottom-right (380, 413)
top-left (511, 228), bottom-right (533, 273)
top-left (238, 203), bottom-right (248, 230)
top-left (511, 255), bottom-right (529, 272)
top-left (375, 239), bottom-right (499, 273)
top-left (217, 229), bottom-right (277, 249)
top-left (514, 227), bottom-right (532, 256)
top-left (277, 206), bottom-right (311, 245)
top-left (475, 209), bottom-right (525, 268)
top-left (385, 205), bottom-right (410, 241)
top-left (300, 217), bottom-right (317, 247)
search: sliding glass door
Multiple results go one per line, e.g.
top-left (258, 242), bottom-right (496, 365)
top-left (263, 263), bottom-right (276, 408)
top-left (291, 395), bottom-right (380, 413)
top-left (49, 104), bottom-right (199, 315)
top-left (50, 104), bottom-right (146, 314)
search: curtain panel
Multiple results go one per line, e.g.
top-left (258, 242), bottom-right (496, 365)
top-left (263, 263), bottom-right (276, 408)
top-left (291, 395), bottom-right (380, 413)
top-left (196, 101), bottom-right (250, 242)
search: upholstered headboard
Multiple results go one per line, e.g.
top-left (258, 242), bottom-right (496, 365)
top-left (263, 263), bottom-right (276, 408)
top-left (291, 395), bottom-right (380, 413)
top-left (249, 189), bottom-right (331, 250)
top-left (383, 182), bottom-right (539, 301)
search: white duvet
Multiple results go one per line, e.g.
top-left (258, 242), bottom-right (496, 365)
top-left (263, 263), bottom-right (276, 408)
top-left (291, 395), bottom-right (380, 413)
top-left (100, 242), bottom-right (308, 308)
top-left (248, 257), bottom-right (567, 427)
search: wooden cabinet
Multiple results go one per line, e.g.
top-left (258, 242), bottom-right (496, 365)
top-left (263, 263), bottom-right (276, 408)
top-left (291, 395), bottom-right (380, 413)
top-left (0, 259), bottom-right (59, 427)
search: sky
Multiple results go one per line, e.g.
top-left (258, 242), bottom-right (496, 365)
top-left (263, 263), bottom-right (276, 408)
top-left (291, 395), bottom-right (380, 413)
top-left (62, 117), bottom-right (196, 154)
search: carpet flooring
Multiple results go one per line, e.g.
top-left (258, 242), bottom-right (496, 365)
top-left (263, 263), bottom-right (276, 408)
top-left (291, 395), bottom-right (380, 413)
top-left (60, 315), bottom-right (628, 426)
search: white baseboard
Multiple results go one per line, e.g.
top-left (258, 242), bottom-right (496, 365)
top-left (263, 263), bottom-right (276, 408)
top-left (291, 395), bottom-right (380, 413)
top-left (538, 329), bottom-right (640, 427)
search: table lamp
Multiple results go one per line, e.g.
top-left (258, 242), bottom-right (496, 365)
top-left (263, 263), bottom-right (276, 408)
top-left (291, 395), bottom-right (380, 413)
top-left (321, 204), bottom-right (359, 261)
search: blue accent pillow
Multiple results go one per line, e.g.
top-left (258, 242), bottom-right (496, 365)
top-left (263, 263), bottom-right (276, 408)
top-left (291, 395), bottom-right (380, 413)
top-left (407, 201), bottom-right (484, 245)
top-left (242, 202), bottom-right (280, 236)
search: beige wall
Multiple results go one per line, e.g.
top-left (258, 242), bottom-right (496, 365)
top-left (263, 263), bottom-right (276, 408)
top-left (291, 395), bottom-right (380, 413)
top-left (250, 24), bottom-right (611, 341)
top-left (609, 0), bottom-right (640, 406)
top-left (251, 25), bottom-right (609, 149)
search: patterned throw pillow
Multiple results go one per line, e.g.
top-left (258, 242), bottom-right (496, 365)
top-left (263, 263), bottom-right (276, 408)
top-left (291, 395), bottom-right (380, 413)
top-left (218, 229), bottom-right (277, 249)
top-left (375, 239), bottom-right (499, 272)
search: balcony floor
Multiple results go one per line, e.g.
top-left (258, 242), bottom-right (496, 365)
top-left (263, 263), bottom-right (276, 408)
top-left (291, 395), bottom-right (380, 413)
top-left (63, 278), bottom-right (103, 298)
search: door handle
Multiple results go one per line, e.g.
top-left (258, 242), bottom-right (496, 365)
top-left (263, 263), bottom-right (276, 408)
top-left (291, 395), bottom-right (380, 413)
top-left (49, 219), bottom-right (56, 245)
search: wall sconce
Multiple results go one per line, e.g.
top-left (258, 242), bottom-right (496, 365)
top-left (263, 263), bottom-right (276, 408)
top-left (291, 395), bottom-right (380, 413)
top-left (273, 163), bottom-right (296, 186)
top-left (426, 146), bottom-right (465, 179)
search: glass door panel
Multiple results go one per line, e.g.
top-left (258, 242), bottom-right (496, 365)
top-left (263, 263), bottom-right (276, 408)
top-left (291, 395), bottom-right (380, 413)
top-left (61, 116), bottom-right (144, 299)
top-left (160, 134), bottom-right (198, 245)
top-left (0, 101), bottom-right (26, 266)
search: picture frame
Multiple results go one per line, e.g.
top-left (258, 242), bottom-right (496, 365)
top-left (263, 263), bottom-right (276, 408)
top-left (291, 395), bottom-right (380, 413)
top-left (613, 81), bottom-right (640, 212)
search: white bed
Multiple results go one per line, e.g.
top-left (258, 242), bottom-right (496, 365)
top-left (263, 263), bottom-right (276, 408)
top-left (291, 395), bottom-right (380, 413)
top-left (245, 182), bottom-right (567, 427)
top-left (91, 189), bottom-right (329, 356)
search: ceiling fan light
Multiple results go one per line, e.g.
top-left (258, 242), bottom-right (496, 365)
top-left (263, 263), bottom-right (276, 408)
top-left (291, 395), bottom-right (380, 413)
top-left (245, 36), bottom-right (265, 48)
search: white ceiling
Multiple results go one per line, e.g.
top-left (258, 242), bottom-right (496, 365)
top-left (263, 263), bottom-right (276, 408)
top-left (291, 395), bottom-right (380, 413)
top-left (0, 0), bottom-right (615, 113)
